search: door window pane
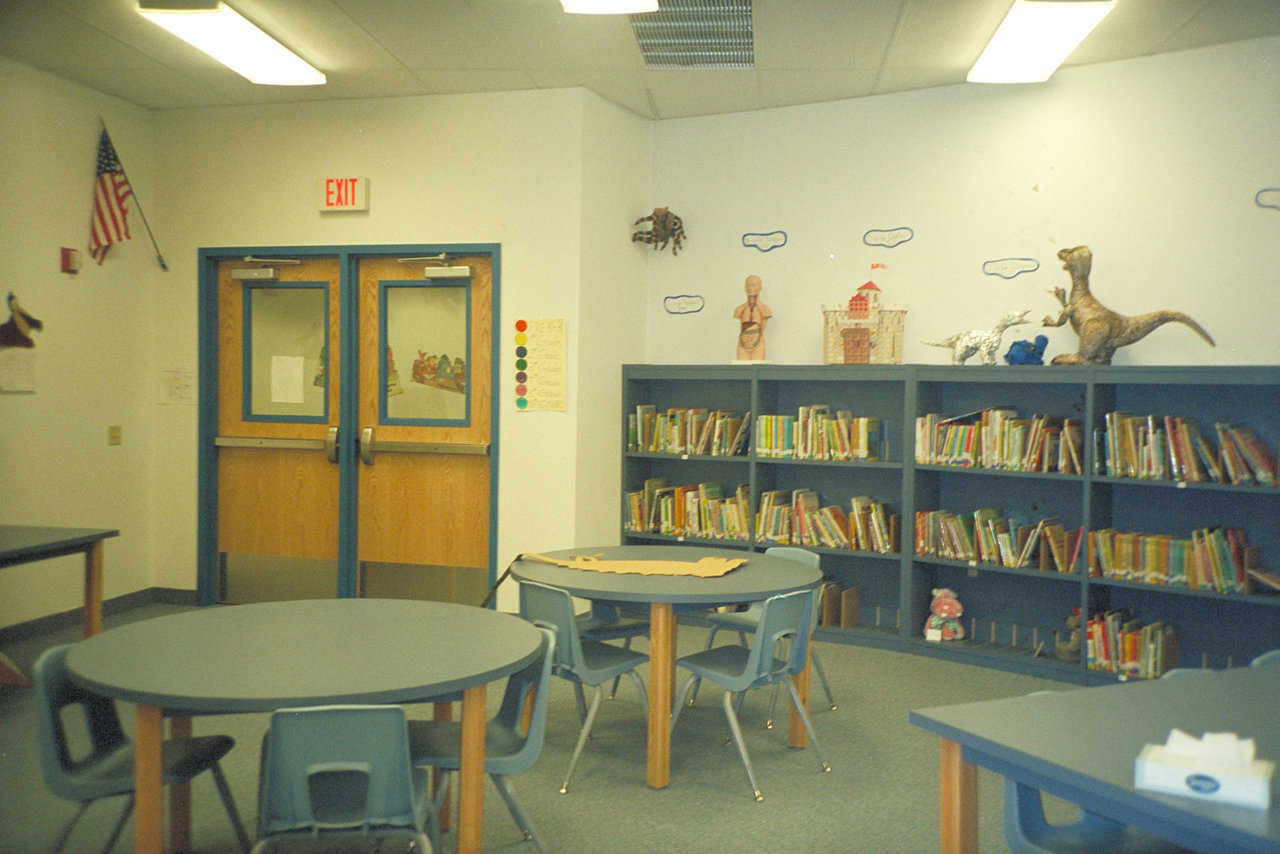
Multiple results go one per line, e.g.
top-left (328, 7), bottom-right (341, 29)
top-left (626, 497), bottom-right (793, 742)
top-left (381, 281), bottom-right (470, 425)
top-left (244, 283), bottom-right (329, 421)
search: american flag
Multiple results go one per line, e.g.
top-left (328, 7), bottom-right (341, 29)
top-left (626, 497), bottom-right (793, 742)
top-left (89, 130), bottom-right (133, 264)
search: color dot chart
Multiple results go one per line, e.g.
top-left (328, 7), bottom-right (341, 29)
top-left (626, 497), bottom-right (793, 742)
top-left (513, 317), bottom-right (567, 411)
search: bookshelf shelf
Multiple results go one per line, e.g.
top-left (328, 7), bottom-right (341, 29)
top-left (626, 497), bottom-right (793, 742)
top-left (622, 364), bottom-right (1280, 683)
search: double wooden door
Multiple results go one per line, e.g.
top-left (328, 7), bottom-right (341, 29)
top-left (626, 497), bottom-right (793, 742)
top-left (199, 246), bottom-right (497, 605)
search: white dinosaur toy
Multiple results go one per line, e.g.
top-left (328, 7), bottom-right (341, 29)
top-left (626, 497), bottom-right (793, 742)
top-left (923, 309), bottom-right (1032, 365)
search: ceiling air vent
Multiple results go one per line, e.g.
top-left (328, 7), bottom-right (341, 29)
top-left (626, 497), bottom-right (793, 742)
top-left (630, 0), bottom-right (754, 69)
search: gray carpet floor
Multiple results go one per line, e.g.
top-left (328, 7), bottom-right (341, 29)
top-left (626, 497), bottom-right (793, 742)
top-left (0, 602), bottom-right (1077, 853)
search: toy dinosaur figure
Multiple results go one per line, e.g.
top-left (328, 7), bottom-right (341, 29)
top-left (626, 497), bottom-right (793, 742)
top-left (923, 308), bottom-right (1031, 365)
top-left (1042, 245), bottom-right (1214, 365)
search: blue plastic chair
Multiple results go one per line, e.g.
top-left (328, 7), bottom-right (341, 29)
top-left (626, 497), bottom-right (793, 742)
top-left (408, 624), bottom-right (557, 853)
top-left (1004, 779), bottom-right (1190, 853)
top-left (253, 704), bottom-right (435, 853)
top-left (518, 580), bottom-right (649, 794)
top-left (670, 587), bottom-right (831, 802)
top-left (34, 643), bottom-right (250, 854)
top-left (1250, 648), bottom-right (1280, 668)
top-left (576, 600), bottom-right (648, 698)
top-left (1003, 690), bottom-right (1188, 854)
top-left (690, 546), bottom-right (837, 722)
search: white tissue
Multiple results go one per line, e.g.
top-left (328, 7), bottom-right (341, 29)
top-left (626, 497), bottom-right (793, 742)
top-left (1163, 729), bottom-right (1256, 767)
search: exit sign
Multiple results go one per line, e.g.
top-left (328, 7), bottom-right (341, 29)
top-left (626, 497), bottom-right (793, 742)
top-left (319, 176), bottom-right (368, 211)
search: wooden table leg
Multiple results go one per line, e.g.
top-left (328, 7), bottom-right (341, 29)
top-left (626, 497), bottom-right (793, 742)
top-left (0, 652), bottom-right (30, 686)
top-left (432, 700), bottom-right (453, 832)
top-left (457, 683), bottom-right (487, 854)
top-left (938, 737), bottom-right (978, 854)
top-left (83, 540), bottom-right (104, 637)
top-left (135, 704), bottom-right (164, 854)
top-left (786, 646), bottom-right (812, 747)
top-left (646, 602), bottom-right (675, 789)
top-left (168, 716), bottom-right (193, 853)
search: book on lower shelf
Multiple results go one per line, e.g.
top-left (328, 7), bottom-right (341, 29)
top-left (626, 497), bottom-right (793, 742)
top-left (1086, 611), bottom-right (1178, 679)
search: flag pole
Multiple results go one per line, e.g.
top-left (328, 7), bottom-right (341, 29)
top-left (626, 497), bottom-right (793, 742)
top-left (97, 117), bottom-right (168, 271)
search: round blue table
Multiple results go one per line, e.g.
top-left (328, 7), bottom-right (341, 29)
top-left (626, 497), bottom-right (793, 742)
top-left (508, 544), bottom-right (822, 789)
top-left (66, 598), bottom-right (541, 854)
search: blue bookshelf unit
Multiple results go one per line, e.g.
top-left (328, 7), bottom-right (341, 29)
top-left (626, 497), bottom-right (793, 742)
top-left (622, 364), bottom-right (1280, 684)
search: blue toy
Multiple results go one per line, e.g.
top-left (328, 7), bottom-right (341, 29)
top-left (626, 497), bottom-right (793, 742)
top-left (1004, 334), bottom-right (1048, 365)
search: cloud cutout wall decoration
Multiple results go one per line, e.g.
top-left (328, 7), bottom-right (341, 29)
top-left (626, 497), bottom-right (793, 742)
top-left (983, 257), bottom-right (1040, 279)
top-left (863, 227), bottom-right (914, 248)
top-left (1256, 188), bottom-right (1280, 210)
top-left (742, 230), bottom-right (788, 252)
top-left (664, 294), bottom-right (705, 314)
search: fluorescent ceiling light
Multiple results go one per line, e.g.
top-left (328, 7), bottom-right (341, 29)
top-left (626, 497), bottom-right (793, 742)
top-left (968, 0), bottom-right (1114, 84)
top-left (138, 1), bottom-right (325, 86)
top-left (562, 0), bottom-right (658, 13)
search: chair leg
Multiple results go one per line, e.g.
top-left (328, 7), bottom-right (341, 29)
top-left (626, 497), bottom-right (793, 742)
top-left (608, 637), bottom-right (632, 699)
top-left (209, 761), bottom-right (253, 853)
top-left (625, 669), bottom-right (648, 713)
top-left (783, 678), bottom-right (831, 773)
top-left (811, 649), bottom-right (838, 711)
top-left (561, 684), bottom-right (604, 794)
top-left (52, 800), bottom-right (94, 854)
top-left (671, 673), bottom-right (697, 734)
top-left (102, 795), bottom-right (134, 854)
top-left (572, 682), bottom-right (588, 725)
top-left (721, 690), bottom-right (764, 802)
top-left (491, 773), bottom-right (545, 854)
top-left (765, 682), bottom-right (779, 730)
top-left (688, 626), bottom-right (722, 705)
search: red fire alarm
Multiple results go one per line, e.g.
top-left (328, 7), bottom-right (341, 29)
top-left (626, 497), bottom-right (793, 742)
top-left (60, 247), bottom-right (80, 275)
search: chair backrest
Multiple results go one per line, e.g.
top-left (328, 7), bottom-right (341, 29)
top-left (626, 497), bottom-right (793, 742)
top-left (725, 588), bottom-right (815, 692)
top-left (34, 643), bottom-right (131, 802)
top-left (1250, 648), bottom-right (1280, 669)
top-left (764, 546), bottom-right (821, 630)
top-left (519, 580), bottom-right (588, 674)
top-left (490, 624), bottom-right (557, 775)
top-left (258, 705), bottom-right (421, 837)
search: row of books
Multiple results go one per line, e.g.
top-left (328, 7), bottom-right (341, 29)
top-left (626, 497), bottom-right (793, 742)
top-left (628, 405), bottom-right (751, 457)
top-left (625, 478), bottom-right (751, 540)
top-left (1087, 611), bottom-right (1179, 679)
top-left (1087, 526), bottom-right (1259, 594)
top-left (1099, 413), bottom-right (1277, 486)
top-left (914, 409), bottom-right (1084, 474)
top-left (755, 405), bottom-right (883, 461)
top-left (914, 508), bottom-right (1083, 573)
top-left (756, 490), bottom-right (898, 552)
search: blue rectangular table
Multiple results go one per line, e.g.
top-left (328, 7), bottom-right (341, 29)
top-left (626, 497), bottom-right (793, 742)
top-left (910, 667), bottom-right (1279, 853)
top-left (0, 525), bottom-right (118, 684)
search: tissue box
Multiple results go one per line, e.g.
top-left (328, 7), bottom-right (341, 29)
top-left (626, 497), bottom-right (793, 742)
top-left (1135, 744), bottom-right (1275, 809)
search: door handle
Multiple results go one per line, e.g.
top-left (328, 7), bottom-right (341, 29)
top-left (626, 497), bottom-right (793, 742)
top-left (360, 426), bottom-right (375, 466)
top-left (324, 426), bottom-right (339, 464)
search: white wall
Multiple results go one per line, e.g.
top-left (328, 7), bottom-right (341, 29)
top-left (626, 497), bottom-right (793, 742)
top-left (644, 38), bottom-right (1280, 367)
top-left (3, 37), bottom-right (1278, 630)
top-left (575, 93), bottom-right (652, 546)
top-left (152, 88), bottom-right (649, 612)
top-left (0, 58), bottom-right (162, 626)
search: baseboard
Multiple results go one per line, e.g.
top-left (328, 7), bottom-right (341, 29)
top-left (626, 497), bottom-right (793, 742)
top-left (0, 587), bottom-right (197, 645)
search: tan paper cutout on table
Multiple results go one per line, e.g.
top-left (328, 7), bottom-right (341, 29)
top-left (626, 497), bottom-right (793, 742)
top-left (518, 552), bottom-right (746, 578)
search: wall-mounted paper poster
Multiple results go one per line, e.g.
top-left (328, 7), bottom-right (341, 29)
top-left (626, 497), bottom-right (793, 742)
top-left (382, 281), bottom-right (469, 424)
top-left (514, 317), bottom-right (566, 412)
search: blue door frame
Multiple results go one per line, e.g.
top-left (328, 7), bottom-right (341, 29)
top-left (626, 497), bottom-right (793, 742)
top-left (196, 243), bottom-right (501, 605)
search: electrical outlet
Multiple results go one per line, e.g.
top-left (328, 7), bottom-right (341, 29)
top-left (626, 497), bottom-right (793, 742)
top-left (107, 425), bottom-right (122, 446)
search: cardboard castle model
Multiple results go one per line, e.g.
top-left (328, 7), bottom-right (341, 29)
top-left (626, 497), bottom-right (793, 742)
top-left (822, 280), bottom-right (907, 364)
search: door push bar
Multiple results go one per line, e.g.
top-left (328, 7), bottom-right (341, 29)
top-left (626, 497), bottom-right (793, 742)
top-left (215, 427), bottom-right (341, 463)
top-left (357, 426), bottom-right (489, 465)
